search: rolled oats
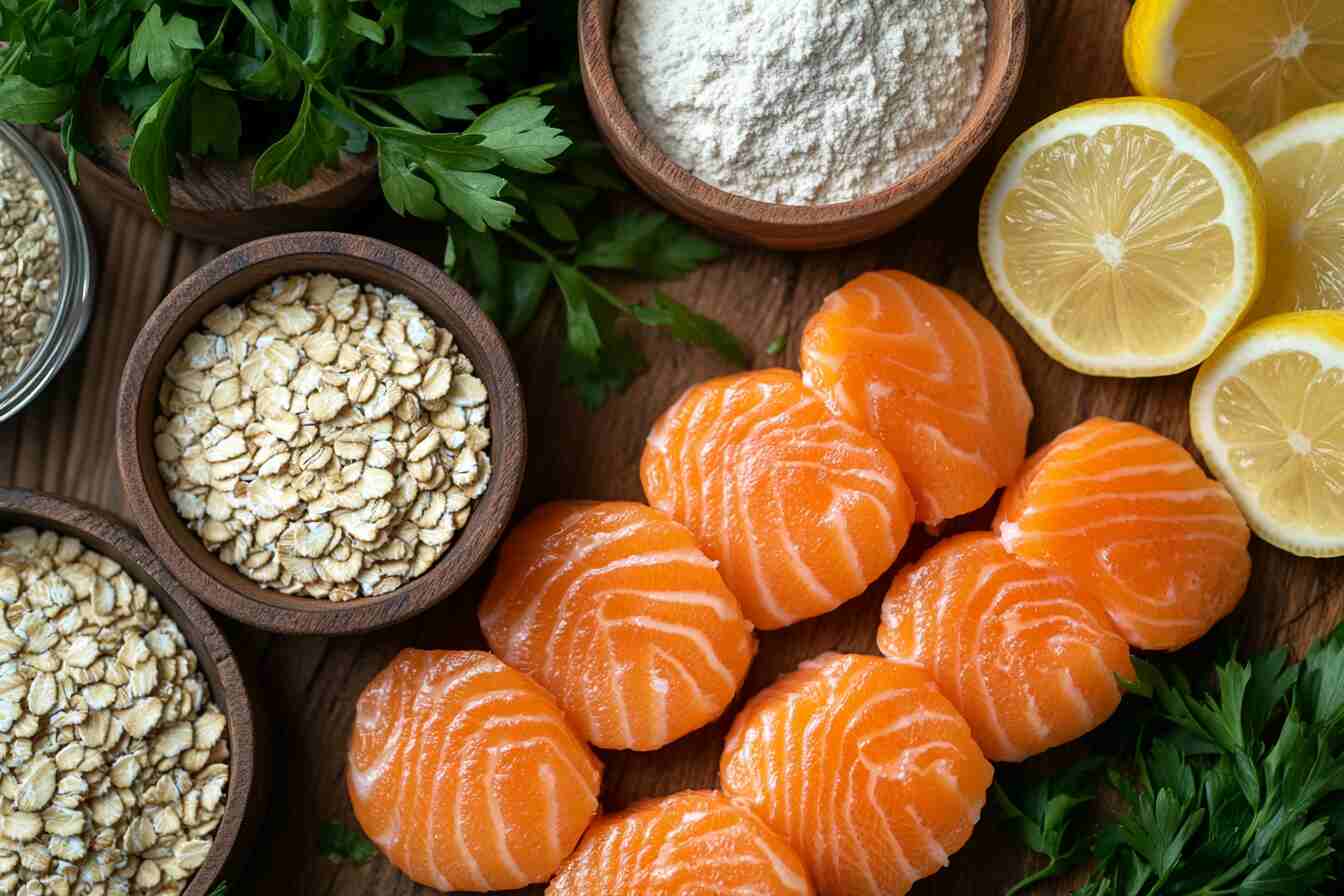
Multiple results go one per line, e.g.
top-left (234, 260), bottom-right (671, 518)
top-left (0, 528), bottom-right (229, 896)
top-left (0, 142), bottom-right (61, 394)
top-left (154, 274), bottom-right (493, 601)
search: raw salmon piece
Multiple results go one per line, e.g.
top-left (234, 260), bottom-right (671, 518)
top-left (801, 271), bottom-right (1034, 525)
top-left (878, 533), bottom-right (1135, 761)
top-left (995, 417), bottom-right (1252, 651)
top-left (346, 650), bottom-right (602, 893)
top-left (719, 653), bottom-right (993, 896)
top-left (642, 369), bottom-right (916, 630)
top-left (479, 501), bottom-right (757, 752)
top-left (547, 790), bottom-right (815, 896)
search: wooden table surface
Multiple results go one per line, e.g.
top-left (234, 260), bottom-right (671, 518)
top-left (3, 1), bottom-right (1342, 894)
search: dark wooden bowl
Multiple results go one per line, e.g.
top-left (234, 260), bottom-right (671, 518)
top-left (117, 232), bottom-right (527, 635)
top-left (0, 489), bottom-right (264, 896)
top-left (578, 0), bottom-right (1029, 251)
top-left (48, 99), bottom-right (379, 248)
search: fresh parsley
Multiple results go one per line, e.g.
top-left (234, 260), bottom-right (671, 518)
top-left (317, 820), bottom-right (378, 865)
top-left (0, 0), bottom-right (743, 406)
top-left (1004, 621), bottom-right (1344, 896)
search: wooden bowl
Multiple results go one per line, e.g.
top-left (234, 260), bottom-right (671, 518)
top-left (117, 232), bottom-right (527, 636)
top-left (578, 0), bottom-right (1029, 251)
top-left (51, 99), bottom-right (379, 248)
top-left (0, 489), bottom-right (264, 896)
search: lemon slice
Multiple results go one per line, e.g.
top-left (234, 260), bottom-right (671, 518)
top-left (1244, 102), bottom-right (1344, 321)
top-left (1191, 310), bottom-right (1344, 556)
top-left (980, 97), bottom-right (1266, 377)
top-left (1125, 0), bottom-right (1344, 141)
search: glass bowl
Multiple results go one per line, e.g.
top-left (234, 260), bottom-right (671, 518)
top-left (0, 122), bottom-right (95, 423)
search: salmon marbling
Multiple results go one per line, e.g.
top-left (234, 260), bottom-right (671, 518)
top-left (720, 653), bottom-right (993, 896)
top-left (346, 650), bottom-right (602, 892)
top-left (995, 417), bottom-right (1252, 650)
top-left (547, 790), bottom-right (815, 896)
top-left (879, 532), bottom-right (1134, 761)
top-left (480, 501), bottom-right (756, 751)
top-left (642, 369), bottom-right (916, 630)
top-left (801, 271), bottom-right (1033, 525)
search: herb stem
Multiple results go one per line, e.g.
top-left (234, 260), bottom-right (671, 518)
top-left (508, 229), bottom-right (631, 313)
top-left (505, 228), bottom-right (557, 264)
top-left (348, 93), bottom-right (419, 131)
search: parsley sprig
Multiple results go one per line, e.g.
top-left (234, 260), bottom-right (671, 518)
top-left (1002, 621), bottom-right (1344, 896)
top-left (317, 820), bottom-right (378, 864)
top-left (0, 0), bottom-right (745, 405)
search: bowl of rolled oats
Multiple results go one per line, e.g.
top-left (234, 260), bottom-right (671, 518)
top-left (116, 232), bottom-right (526, 636)
top-left (0, 125), bottom-right (95, 423)
top-left (0, 488), bottom-right (263, 896)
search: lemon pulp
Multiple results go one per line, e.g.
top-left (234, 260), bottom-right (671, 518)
top-left (1247, 106), bottom-right (1344, 319)
top-left (1212, 348), bottom-right (1344, 541)
top-left (1000, 123), bottom-right (1235, 360)
top-left (1192, 311), bottom-right (1344, 555)
top-left (982, 98), bottom-right (1263, 377)
top-left (1128, 0), bottom-right (1344, 140)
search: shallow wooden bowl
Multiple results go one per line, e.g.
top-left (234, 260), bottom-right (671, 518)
top-left (0, 489), bottom-right (264, 896)
top-left (578, 0), bottom-right (1029, 251)
top-left (53, 99), bottom-right (379, 248)
top-left (117, 232), bottom-right (527, 636)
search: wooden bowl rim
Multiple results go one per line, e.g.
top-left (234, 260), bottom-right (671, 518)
top-left (578, 0), bottom-right (1029, 227)
top-left (116, 232), bottom-right (527, 636)
top-left (0, 488), bottom-right (259, 896)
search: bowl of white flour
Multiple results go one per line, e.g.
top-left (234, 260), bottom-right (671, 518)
top-left (578, 0), bottom-right (1028, 250)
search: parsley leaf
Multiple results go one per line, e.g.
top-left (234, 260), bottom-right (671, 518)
top-left (423, 165), bottom-right (514, 232)
top-left (630, 292), bottom-right (749, 366)
top-left (380, 75), bottom-right (487, 128)
top-left (253, 84), bottom-right (345, 189)
top-left (317, 821), bottom-right (377, 865)
top-left (576, 212), bottom-right (725, 278)
top-left (449, 0), bottom-right (522, 15)
top-left (379, 147), bottom-right (444, 221)
top-left (128, 73), bottom-right (192, 223)
top-left (190, 83), bottom-right (241, 159)
top-left (129, 7), bottom-right (203, 82)
top-left (1008, 619), bottom-right (1344, 896)
top-left (995, 758), bottom-right (1103, 895)
top-left (0, 76), bottom-right (73, 124)
top-left (466, 96), bottom-right (570, 174)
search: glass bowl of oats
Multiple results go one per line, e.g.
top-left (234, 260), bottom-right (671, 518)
top-left (116, 233), bottom-right (526, 636)
top-left (0, 488), bottom-right (265, 896)
top-left (0, 124), bottom-right (95, 423)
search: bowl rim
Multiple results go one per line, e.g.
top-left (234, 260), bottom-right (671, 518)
top-left (578, 0), bottom-right (1029, 228)
top-left (0, 488), bottom-right (260, 896)
top-left (116, 232), bottom-right (527, 636)
top-left (0, 122), bottom-right (97, 424)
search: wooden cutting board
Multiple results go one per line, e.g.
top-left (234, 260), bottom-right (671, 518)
top-left (2, 1), bottom-right (1340, 893)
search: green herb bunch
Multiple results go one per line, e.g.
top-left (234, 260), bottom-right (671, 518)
top-left (0, 0), bottom-right (744, 406)
top-left (998, 622), bottom-right (1344, 896)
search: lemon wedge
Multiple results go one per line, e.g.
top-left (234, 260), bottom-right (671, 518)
top-left (1125, 0), bottom-right (1344, 141)
top-left (980, 97), bottom-right (1266, 377)
top-left (1244, 102), bottom-right (1344, 321)
top-left (1191, 310), bottom-right (1344, 556)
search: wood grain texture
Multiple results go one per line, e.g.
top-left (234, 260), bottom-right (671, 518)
top-left (40, 98), bottom-right (381, 248)
top-left (1, 1), bottom-right (1341, 894)
top-left (579, 0), bottom-right (1028, 251)
top-left (117, 233), bottom-right (526, 636)
top-left (0, 489), bottom-right (264, 896)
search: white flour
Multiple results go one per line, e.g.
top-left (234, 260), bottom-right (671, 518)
top-left (612, 0), bottom-right (988, 206)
